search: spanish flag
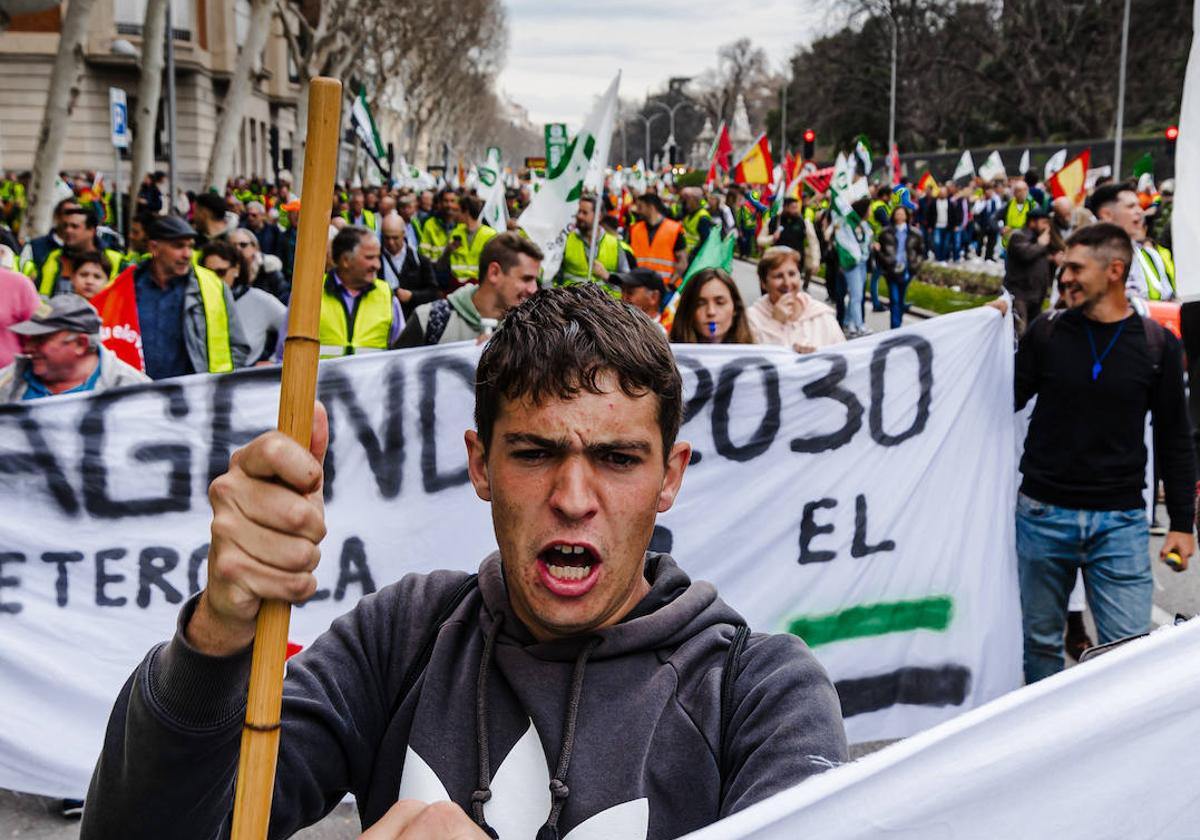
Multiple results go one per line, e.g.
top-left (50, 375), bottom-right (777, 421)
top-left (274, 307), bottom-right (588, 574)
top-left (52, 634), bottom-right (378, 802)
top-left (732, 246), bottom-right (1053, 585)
top-left (732, 133), bottom-right (774, 185)
top-left (1047, 149), bottom-right (1090, 206)
top-left (916, 170), bottom-right (938, 194)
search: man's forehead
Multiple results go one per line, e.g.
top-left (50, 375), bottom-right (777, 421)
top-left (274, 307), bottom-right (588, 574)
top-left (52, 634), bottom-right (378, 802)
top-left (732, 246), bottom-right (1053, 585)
top-left (494, 386), bottom-right (659, 440)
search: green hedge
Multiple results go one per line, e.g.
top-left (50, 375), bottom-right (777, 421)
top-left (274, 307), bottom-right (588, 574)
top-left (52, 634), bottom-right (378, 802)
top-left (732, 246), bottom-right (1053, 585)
top-left (915, 263), bottom-right (1003, 296)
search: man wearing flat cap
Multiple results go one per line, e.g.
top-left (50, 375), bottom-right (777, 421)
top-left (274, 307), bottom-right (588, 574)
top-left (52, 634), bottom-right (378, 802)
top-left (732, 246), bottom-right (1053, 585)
top-left (134, 216), bottom-right (249, 380)
top-left (0, 294), bottom-right (148, 402)
top-left (1003, 205), bottom-right (1061, 334)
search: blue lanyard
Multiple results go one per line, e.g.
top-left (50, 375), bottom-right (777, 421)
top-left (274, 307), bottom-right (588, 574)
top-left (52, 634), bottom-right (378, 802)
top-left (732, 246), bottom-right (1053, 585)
top-left (1084, 319), bottom-right (1127, 381)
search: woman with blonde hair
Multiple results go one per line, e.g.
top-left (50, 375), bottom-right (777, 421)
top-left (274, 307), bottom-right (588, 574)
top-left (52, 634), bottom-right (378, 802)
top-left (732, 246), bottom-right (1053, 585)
top-left (746, 246), bottom-right (845, 352)
top-left (668, 268), bottom-right (755, 344)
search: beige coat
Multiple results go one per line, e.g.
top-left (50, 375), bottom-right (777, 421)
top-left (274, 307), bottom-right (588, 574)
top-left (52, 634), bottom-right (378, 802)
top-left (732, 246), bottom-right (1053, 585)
top-left (746, 293), bottom-right (846, 351)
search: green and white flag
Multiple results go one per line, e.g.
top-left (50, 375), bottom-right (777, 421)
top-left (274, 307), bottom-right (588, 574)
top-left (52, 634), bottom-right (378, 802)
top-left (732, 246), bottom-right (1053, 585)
top-left (830, 152), bottom-right (869, 269)
top-left (519, 72), bottom-right (620, 279)
top-left (479, 147), bottom-right (508, 232)
top-left (852, 134), bottom-right (872, 177)
top-left (351, 91), bottom-right (386, 163)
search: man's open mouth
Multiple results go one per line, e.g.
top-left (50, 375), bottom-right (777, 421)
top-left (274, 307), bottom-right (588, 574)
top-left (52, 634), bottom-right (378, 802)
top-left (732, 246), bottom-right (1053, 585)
top-left (536, 542), bottom-right (602, 596)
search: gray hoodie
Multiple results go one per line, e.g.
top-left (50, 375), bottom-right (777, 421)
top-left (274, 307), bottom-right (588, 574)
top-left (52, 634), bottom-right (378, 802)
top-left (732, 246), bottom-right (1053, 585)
top-left (82, 553), bottom-right (847, 839)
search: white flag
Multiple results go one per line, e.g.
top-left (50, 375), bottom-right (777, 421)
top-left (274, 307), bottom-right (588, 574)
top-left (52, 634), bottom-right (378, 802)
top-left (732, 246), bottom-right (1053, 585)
top-left (630, 159), bottom-right (648, 194)
top-left (479, 148), bottom-right (508, 233)
top-left (519, 72), bottom-right (620, 279)
top-left (952, 150), bottom-right (975, 182)
top-left (1043, 148), bottom-right (1068, 182)
top-left (1018, 149), bottom-right (1031, 176)
top-left (978, 150), bottom-right (1007, 182)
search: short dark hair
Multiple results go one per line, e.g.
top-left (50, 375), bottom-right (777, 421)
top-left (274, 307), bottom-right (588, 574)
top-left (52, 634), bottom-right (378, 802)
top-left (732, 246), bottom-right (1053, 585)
top-left (460, 193), bottom-right (484, 220)
top-left (69, 249), bottom-right (111, 277)
top-left (1065, 222), bottom-right (1133, 283)
top-left (331, 225), bottom-right (374, 264)
top-left (63, 206), bottom-right (98, 229)
top-left (195, 191), bottom-right (228, 217)
top-left (474, 285), bottom-right (682, 460)
top-left (636, 193), bottom-right (667, 215)
top-left (1088, 180), bottom-right (1136, 217)
top-left (479, 231), bottom-right (543, 278)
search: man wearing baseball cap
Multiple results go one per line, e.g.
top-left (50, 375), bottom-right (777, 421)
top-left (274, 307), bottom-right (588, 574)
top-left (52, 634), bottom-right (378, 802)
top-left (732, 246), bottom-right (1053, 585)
top-left (134, 216), bottom-right (248, 379)
top-left (615, 268), bottom-right (667, 322)
top-left (0, 293), bottom-right (147, 402)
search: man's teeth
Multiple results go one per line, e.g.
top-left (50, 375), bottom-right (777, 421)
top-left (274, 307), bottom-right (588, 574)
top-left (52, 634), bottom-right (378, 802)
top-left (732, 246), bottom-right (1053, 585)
top-left (553, 544), bottom-right (587, 555)
top-left (547, 563), bottom-right (592, 581)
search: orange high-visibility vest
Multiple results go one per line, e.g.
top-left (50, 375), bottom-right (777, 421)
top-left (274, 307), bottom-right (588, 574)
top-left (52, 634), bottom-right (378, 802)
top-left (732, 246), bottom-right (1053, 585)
top-left (630, 218), bottom-right (682, 286)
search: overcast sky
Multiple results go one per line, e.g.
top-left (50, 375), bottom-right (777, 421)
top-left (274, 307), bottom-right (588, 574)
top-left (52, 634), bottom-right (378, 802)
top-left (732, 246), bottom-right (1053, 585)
top-left (499, 0), bottom-right (831, 128)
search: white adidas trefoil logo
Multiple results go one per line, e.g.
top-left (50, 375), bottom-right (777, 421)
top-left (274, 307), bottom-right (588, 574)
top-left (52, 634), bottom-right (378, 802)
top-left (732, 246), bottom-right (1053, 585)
top-left (397, 718), bottom-right (648, 840)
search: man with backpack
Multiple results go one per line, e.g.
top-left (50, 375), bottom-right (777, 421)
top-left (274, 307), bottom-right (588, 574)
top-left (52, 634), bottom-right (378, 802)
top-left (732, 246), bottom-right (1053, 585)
top-left (398, 231), bottom-right (542, 347)
top-left (82, 284), bottom-right (848, 839)
top-left (1014, 223), bottom-right (1196, 684)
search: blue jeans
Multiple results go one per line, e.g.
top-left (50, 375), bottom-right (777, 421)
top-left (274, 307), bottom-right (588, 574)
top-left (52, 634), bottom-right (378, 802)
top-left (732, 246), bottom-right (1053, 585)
top-left (869, 260), bottom-right (884, 310)
top-left (932, 228), bottom-right (950, 261)
top-left (842, 262), bottom-right (866, 331)
top-left (1015, 493), bottom-right (1152, 683)
top-left (886, 269), bottom-right (909, 329)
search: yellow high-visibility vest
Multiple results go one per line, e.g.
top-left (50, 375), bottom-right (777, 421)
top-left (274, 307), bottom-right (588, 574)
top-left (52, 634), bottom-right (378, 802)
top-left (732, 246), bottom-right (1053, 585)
top-left (317, 276), bottom-right (393, 358)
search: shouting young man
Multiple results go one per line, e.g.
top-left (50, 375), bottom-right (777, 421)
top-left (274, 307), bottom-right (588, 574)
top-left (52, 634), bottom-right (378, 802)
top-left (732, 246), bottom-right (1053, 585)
top-left (83, 285), bottom-right (847, 839)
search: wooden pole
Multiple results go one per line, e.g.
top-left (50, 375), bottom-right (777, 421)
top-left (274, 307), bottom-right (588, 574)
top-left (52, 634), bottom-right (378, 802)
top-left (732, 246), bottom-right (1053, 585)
top-left (230, 76), bottom-right (342, 840)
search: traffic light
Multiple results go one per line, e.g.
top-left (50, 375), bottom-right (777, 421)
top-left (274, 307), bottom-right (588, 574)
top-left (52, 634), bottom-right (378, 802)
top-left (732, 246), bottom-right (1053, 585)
top-left (803, 129), bottom-right (816, 160)
top-left (1166, 125), bottom-right (1178, 159)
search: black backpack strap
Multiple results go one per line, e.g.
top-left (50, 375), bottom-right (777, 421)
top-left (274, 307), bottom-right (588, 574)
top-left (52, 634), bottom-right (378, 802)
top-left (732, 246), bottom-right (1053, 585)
top-left (423, 299), bottom-right (452, 346)
top-left (388, 573), bottom-right (479, 722)
top-left (1141, 316), bottom-right (1167, 376)
top-left (718, 623), bottom-right (750, 788)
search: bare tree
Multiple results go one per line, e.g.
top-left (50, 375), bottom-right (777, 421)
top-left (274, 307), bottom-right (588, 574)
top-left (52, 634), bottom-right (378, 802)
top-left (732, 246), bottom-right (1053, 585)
top-left (204, 0), bottom-right (274, 190)
top-left (25, 0), bottom-right (100, 237)
top-left (128, 0), bottom-right (168, 220)
top-left (692, 38), bottom-right (769, 126)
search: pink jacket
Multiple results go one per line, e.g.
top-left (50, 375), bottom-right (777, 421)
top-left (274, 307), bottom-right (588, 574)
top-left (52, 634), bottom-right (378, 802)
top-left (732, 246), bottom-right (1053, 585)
top-left (0, 268), bottom-right (40, 368)
top-left (746, 292), bottom-right (846, 351)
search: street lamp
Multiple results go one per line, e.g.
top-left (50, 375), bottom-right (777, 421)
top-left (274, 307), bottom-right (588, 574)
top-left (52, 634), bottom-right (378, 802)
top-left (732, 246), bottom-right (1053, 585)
top-left (885, 5), bottom-right (897, 174)
top-left (1113, 0), bottom-right (1131, 177)
top-left (649, 100), bottom-right (695, 166)
top-left (633, 112), bottom-right (663, 168)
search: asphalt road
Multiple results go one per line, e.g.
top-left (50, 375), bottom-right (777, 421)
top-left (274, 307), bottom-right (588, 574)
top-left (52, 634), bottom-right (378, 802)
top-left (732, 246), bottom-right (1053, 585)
top-left (2, 263), bottom-right (1191, 837)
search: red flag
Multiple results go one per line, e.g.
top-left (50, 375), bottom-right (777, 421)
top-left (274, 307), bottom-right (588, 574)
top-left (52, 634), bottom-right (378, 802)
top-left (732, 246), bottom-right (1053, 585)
top-left (804, 166), bottom-right (834, 194)
top-left (89, 266), bottom-right (145, 371)
top-left (890, 143), bottom-right (901, 186)
top-left (714, 121), bottom-right (733, 171)
top-left (704, 160), bottom-right (718, 188)
top-left (785, 152), bottom-right (797, 184)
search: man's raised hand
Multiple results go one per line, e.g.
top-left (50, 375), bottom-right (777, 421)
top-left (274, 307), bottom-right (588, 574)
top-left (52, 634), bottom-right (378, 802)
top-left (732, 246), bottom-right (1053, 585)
top-left (359, 801), bottom-right (490, 840)
top-left (187, 402), bottom-right (330, 656)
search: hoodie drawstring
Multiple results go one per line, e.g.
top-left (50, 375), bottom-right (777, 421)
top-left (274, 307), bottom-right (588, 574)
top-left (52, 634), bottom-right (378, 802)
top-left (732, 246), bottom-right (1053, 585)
top-left (537, 636), bottom-right (601, 840)
top-left (471, 612), bottom-right (504, 839)
top-left (470, 614), bottom-right (601, 840)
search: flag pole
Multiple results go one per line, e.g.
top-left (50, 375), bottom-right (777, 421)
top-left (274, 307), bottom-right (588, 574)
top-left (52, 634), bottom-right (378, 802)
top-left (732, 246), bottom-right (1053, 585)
top-left (229, 76), bottom-right (342, 840)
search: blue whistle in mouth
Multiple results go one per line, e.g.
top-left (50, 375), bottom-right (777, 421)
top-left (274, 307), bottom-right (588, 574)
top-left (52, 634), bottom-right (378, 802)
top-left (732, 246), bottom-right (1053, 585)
top-left (708, 321), bottom-right (717, 336)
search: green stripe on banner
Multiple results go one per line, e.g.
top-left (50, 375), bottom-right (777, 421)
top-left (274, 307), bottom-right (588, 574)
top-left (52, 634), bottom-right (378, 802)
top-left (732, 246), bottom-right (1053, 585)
top-left (787, 596), bottom-right (953, 647)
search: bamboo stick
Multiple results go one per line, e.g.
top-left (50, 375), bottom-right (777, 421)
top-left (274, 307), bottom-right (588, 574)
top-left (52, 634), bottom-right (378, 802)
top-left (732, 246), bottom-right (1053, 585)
top-left (230, 76), bottom-right (342, 840)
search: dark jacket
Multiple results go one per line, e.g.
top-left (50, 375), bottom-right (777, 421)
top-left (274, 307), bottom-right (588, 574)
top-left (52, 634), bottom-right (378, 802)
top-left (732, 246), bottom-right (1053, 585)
top-left (244, 221), bottom-right (284, 260)
top-left (876, 224), bottom-right (926, 277)
top-left (380, 245), bottom-right (440, 319)
top-left (82, 554), bottom-right (847, 840)
top-left (1003, 227), bottom-right (1055, 297)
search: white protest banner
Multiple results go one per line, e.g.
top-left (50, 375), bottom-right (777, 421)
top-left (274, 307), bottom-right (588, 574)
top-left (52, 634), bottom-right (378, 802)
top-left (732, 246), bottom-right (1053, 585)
top-left (0, 306), bottom-right (1020, 798)
top-left (1173, 0), bottom-right (1200, 300)
top-left (684, 617), bottom-right (1200, 840)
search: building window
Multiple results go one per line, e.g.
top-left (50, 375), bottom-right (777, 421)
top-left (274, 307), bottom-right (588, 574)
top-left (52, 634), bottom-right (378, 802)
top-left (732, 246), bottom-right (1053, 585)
top-left (114, 0), bottom-right (195, 41)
